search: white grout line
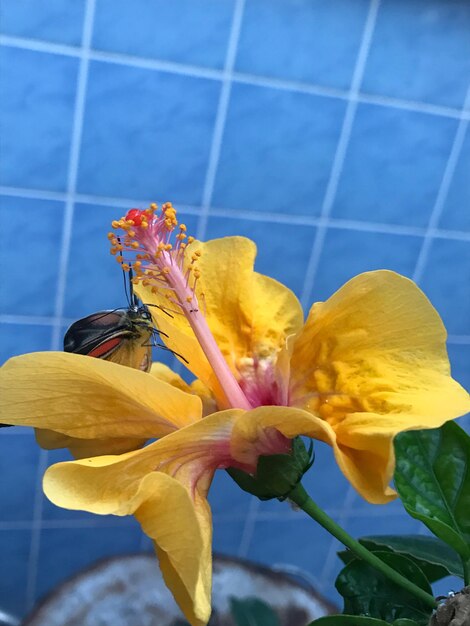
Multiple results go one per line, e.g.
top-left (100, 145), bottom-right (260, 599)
top-left (237, 496), bottom-right (260, 558)
top-left (0, 34), bottom-right (80, 58)
top-left (91, 48), bottom-right (222, 81)
top-left (196, 0), bottom-right (245, 240)
top-left (0, 314), bottom-right (73, 327)
top-left (358, 90), bottom-right (470, 121)
top-left (447, 335), bottom-right (470, 346)
top-left (231, 70), bottom-right (347, 102)
top-left (0, 519), bottom-right (137, 531)
top-left (2, 184), bottom-right (470, 242)
top-left (319, 486), bottom-right (358, 584)
top-left (0, 504), bottom-right (429, 532)
top-left (24, 0), bottom-right (97, 610)
top-left (300, 0), bottom-right (381, 309)
top-left (1, 34), bottom-right (470, 122)
top-left (413, 84), bottom-right (470, 284)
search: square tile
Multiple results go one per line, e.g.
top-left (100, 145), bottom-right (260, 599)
top-left (438, 128), bottom-right (470, 232)
top-left (302, 442), bottom-right (351, 515)
top-left (0, 433), bottom-right (39, 521)
top-left (212, 520), bottom-right (247, 556)
top-left (0, 196), bottom-right (63, 316)
top-left (205, 214), bottom-right (316, 299)
top-left (447, 343), bottom-right (470, 433)
top-left (342, 511), bottom-right (422, 541)
top-left (64, 203), bottom-right (132, 319)
top-left (0, 324), bottom-right (52, 364)
top-left (77, 61), bottom-right (220, 204)
top-left (36, 524), bottom-right (142, 600)
top-left (447, 343), bottom-right (470, 392)
top-left (311, 229), bottom-right (422, 302)
top-left (433, 575), bottom-right (466, 598)
top-left (247, 517), bottom-right (332, 587)
top-left (0, 530), bottom-right (30, 617)
top-left (210, 470), bottom-right (251, 520)
top-left (0, 47), bottom-right (78, 190)
top-left (0, 0), bottom-right (85, 46)
top-left (93, 0), bottom-right (234, 69)
top-left (212, 83), bottom-right (346, 216)
top-left (236, 0), bottom-right (370, 89)
top-left (362, 0), bottom-right (470, 108)
top-left (332, 104), bottom-right (458, 227)
top-left (419, 238), bottom-right (470, 335)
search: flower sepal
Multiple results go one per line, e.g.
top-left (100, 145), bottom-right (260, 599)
top-left (227, 437), bottom-right (314, 501)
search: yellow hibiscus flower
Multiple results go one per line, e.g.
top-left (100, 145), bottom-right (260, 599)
top-left (0, 202), bottom-right (468, 625)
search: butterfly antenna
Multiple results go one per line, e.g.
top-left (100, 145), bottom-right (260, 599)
top-left (155, 343), bottom-right (189, 364)
top-left (144, 303), bottom-right (175, 318)
top-left (128, 266), bottom-right (140, 310)
top-left (118, 236), bottom-right (132, 308)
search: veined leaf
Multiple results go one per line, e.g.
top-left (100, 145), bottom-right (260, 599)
top-left (394, 422), bottom-right (470, 561)
top-left (308, 620), bottom-right (420, 626)
top-left (338, 534), bottom-right (463, 582)
top-left (336, 552), bottom-right (433, 624)
top-left (308, 617), bottom-right (391, 625)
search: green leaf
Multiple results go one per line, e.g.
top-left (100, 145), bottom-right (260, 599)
top-left (229, 598), bottom-right (281, 626)
top-left (308, 617), bottom-right (391, 625)
top-left (335, 552), bottom-right (433, 624)
top-left (338, 534), bottom-right (463, 582)
top-left (394, 422), bottom-right (470, 561)
top-left (308, 617), bottom-right (421, 626)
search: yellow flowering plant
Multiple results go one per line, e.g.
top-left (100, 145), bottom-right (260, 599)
top-left (1, 202), bottom-right (469, 625)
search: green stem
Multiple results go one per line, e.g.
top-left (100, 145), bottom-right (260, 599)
top-left (463, 558), bottom-right (470, 586)
top-left (289, 483), bottom-right (437, 610)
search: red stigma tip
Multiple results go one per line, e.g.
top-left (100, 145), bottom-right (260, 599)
top-left (125, 209), bottom-right (145, 226)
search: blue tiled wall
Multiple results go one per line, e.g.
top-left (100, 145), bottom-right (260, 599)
top-left (0, 0), bottom-right (469, 620)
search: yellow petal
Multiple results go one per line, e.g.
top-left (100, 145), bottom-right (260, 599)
top-left (137, 237), bottom-right (303, 403)
top-left (150, 362), bottom-right (192, 393)
top-left (190, 379), bottom-right (218, 417)
top-left (230, 405), bottom-right (396, 503)
top-left (291, 270), bottom-right (469, 433)
top-left (150, 362), bottom-right (218, 418)
top-left (0, 352), bottom-right (201, 441)
top-left (34, 428), bottom-right (148, 459)
top-left (43, 412), bottom-right (238, 625)
top-left (285, 271), bottom-right (470, 502)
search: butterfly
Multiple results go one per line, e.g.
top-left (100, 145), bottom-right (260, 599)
top-left (63, 269), bottom-right (160, 372)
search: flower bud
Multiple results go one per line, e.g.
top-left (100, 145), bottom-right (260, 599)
top-left (227, 437), bottom-right (314, 501)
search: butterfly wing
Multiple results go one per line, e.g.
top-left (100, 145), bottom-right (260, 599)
top-left (64, 309), bottom-right (153, 372)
